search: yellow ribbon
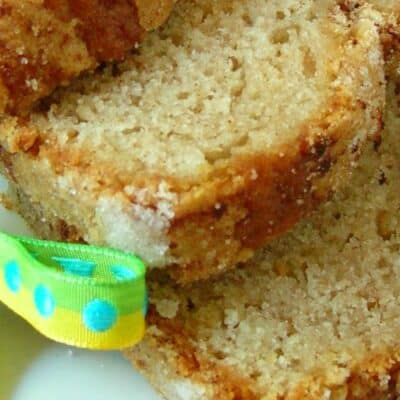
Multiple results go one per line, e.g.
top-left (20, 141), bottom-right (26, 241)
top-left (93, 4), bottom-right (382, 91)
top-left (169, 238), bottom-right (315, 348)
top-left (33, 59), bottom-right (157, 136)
top-left (0, 232), bottom-right (147, 350)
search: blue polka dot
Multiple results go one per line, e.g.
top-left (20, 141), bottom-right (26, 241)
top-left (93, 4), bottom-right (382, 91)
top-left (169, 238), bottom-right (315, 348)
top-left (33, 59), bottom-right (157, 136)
top-left (4, 260), bottom-right (21, 293)
top-left (52, 257), bottom-right (95, 277)
top-left (143, 289), bottom-right (148, 316)
top-left (83, 300), bottom-right (117, 332)
top-left (111, 265), bottom-right (137, 282)
top-left (34, 285), bottom-right (55, 318)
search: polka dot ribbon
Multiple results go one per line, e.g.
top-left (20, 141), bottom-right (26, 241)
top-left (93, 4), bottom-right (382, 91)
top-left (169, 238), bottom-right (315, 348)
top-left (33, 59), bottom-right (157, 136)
top-left (0, 232), bottom-right (147, 350)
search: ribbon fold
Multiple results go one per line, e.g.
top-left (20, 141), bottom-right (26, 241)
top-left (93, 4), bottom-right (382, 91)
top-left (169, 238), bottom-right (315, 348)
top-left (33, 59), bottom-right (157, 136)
top-left (0, 232), bottom-right (146, 350)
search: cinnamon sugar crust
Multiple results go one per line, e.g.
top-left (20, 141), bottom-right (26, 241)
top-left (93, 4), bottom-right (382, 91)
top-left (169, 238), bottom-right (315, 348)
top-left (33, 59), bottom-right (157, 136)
top-left (0, 0), bottom-right (176, 115)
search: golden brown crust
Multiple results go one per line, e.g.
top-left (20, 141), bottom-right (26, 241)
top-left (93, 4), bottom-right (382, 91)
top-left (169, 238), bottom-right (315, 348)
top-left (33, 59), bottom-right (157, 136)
top-left (167, 95), bottom-right (383, 281)
top-left (44, 0), bottom-right (143, 60)
top-left (0, 0), bottom-right (175, 116)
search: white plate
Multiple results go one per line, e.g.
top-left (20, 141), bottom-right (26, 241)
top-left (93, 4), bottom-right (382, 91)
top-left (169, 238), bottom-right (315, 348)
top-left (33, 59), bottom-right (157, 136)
top-left (0, 176), bottom-right (161, 400)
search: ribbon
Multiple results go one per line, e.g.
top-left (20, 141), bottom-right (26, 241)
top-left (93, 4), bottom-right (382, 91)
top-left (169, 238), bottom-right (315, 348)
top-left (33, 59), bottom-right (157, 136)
top-left (0, 231), bottom-right (146, 350)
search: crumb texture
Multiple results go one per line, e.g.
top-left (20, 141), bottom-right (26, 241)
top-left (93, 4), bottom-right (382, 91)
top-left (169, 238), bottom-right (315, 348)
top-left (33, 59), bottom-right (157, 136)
top-left (0, 0), bottom-right (176, 115)
top-left (128, 73), bottom-right (400, 400)
top-left (31, 0), bottom-right (383, 183)
top-left (0, 0), bottom-right (386, 279)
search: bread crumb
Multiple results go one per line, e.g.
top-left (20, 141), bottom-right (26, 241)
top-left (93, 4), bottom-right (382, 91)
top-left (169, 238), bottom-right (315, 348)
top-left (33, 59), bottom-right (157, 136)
top-left (156, 299), bottom-right (179, 319)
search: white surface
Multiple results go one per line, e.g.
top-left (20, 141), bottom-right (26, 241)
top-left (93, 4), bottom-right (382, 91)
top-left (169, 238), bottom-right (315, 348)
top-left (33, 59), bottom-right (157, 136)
top-left (0, 176), bottom-right (161, 400)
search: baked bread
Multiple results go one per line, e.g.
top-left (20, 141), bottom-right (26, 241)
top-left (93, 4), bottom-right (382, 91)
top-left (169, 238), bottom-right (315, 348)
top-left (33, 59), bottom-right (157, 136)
top-left (0, 0), bottom-right (386, 282)
top-left (125, 74), bottom-right (400, 400)
top-left (368, 0), bottom-right (400, 15)
top-left (0, 0), bottom-right (176, 115)
top-left (369, 0), bottom-right (400, 71)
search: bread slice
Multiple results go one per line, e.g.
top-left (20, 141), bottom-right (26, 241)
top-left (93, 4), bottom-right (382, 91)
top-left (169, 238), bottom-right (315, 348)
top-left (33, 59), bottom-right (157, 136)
top-left (0, 0), bottom-right (386, 282)
top-left (124, 73), bottom-right (400, 399)
top-left (0, 0), bottom-right (176, 115)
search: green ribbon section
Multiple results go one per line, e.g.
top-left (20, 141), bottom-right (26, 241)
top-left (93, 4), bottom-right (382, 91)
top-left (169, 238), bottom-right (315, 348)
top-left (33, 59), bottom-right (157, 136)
top-left (0, 232), bottom-right (147, 349)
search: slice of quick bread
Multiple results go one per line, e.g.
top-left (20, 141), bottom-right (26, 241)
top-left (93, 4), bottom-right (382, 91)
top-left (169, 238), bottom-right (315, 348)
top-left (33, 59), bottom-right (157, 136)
top-left (0, 0), bottom-right (386, 282)
top-left (0, 0), bottom-right (176, 115)
top-left (125, 72), bottom-right (400, 399)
